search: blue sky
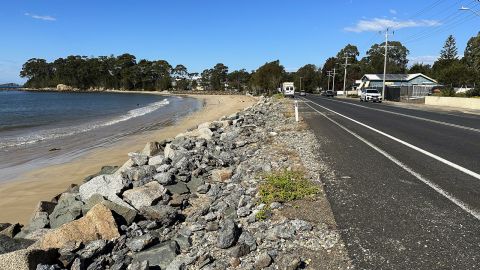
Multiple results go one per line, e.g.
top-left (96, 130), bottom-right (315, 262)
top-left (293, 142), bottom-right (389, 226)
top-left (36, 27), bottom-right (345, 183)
top-left (1, 0), bottom-right (479, 84)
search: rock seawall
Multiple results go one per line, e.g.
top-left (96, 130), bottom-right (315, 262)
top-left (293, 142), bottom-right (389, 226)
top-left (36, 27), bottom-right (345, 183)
top-left (0, 97), bottom-right (350, 269)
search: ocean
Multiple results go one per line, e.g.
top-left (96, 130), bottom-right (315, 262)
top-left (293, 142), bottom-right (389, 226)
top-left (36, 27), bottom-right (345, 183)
top-left (0, 90), bottom-right (201, 182)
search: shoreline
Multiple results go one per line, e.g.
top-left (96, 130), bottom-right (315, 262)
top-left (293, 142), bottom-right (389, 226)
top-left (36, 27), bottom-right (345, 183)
top-left (0, 94), bottom-right (256, 224)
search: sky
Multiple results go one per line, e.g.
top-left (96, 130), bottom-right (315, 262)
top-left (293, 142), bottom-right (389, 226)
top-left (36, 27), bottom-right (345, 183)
top-left (1, 0), bottom-right (479, 84)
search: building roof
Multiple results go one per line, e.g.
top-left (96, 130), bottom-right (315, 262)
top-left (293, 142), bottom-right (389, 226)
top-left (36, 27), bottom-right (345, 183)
top-left (362, 73), bottom-right (438, 83)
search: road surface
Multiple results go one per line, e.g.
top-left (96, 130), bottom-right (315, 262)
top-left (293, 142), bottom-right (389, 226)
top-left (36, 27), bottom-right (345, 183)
top-left (299, 95), bottom-right (480, 269)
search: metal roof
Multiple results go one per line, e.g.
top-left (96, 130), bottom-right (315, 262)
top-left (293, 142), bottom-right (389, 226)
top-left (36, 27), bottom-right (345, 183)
top-left (362, 73), bottom-right (437, 83)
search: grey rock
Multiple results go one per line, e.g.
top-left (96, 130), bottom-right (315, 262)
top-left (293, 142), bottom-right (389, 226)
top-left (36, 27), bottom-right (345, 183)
top-left (70, 258), bottom-right (85, 270)
top-left (36, 264), bottom-right (63, 270)
top-left (166, 182), bottom-right (189, 195)
top-left (149, 155), bottom-right (165, 166)
top-left (155, 164), bottom-right (171, 173)
top-left (128, 260), bottom-right (149, 270)
top-left (0, 235), bottom-right (34, 255)
top-left (236, 206), bottom-right (251, 217)
top-left (29, 211), bottom-right (50, 230)
top-left (77, 240), bottom-right (107, 259)
top-left (83, 194), bottom-right (137, 225)
top-left (254, 253), bottom-right (272, 269)
top-left (290, 219), bottom-right (312, 232)
top-left (0, 223), bottom-right (11, 231)
top-left (140, 205), bottom-right (177, 226)
top-left (173, 234), bottom-right (191, 252)
top-left (269, 202), bottom-right (282, 209)
top-left (230, 243), bottom-right (250, 258)
top-left (126, 234), bottom-right (154, 252)
top-left (0, 223), bottom-right (22, 238)
top-left (142, 141), bottom-right (162, 157)
top-left (129, 152), bottom-right (149, 166)
top-left (79, 174), bottom-right (130, 209)
top-left (0, 248), bottom-right (58, 270)
top-left (276, 223), bottom-right (295, 239)
top-left (124, 165), bottom-right (156, 182)
top-left (133, 241), bottom-right (179, 269)
top-left (205, 222), bottom-right (219, 232)
top-left (216, 219), bottom-right (240, 249)
top-left (196, 183), bottom-right (210, 194)
top-left (238, 231), bottom-right (257, 251)
top-left (186, 177), bottom-right (204, 192)
top-left (123, 181), bottom-right (167, 209)
top-left (49, 194), bottom-right (84, 229)
top-left (154, 172), bottom-right (174, 185)
top-left (14, 228), bottom-right (50, 241)
top-left (33, 201), bottom-right (57, 215)
top-left (84, 165), bottom-right (119, 182)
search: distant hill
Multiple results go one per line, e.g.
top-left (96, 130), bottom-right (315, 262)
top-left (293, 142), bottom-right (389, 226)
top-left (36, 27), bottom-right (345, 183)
top-left (0, 83), bottom-right (22, 88)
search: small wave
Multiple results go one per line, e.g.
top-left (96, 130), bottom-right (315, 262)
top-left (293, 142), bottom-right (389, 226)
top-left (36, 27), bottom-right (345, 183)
top-left (0, 99), bottom-right (170, 149)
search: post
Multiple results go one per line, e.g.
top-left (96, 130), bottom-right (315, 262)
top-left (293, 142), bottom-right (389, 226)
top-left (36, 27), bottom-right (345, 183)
top-left (332, 68), bottom-right (337, 93)
top-left (300, 77), bottom-right (302, 92)
top-left (382, 29), bottom-right (389, 101)
top-left (327, 71), bottom-right (332, 91)
top-left (294, 101), bottom-right (299, 122)
top-left (343, 53), bottom-right (350, 97)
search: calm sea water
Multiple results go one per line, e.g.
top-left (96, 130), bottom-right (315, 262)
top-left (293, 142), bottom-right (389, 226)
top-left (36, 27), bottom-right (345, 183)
top-left (0, 90), bottom-right (201, 182)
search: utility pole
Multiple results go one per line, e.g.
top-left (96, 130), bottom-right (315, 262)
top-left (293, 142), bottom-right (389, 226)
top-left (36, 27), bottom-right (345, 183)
top-left (299, 77), bottom-right (303, 92)
top-left (382, 28), bottom-right (394, 101)
top-left (342, 53), bottom-right (351, 97)
top-left (327, 71), bottom-right (332, 91)
top-left (332, 68), bottom-right (337, 93)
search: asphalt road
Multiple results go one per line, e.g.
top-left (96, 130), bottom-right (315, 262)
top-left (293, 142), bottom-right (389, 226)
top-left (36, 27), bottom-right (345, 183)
top-left (298, 95), bottom-right (480, 269)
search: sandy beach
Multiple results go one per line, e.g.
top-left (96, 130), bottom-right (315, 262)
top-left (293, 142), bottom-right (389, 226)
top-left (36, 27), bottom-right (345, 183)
top-left (0, 94), bottom-right (256, 224)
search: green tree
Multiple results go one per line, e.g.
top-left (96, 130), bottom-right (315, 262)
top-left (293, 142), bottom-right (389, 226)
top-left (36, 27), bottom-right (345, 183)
top-left (250, 60), bottom-right (285, 95)
top-left (210, 63), bottom-right (229, 90)
top-left (294, 64), bottom-right (322, 92)
top-left (439, 35), bottom-right (458, 61)
top-left (227, 69), bottom-right (251, 91)
top-left (408, 63), bottom-right (432, 76)
top-left (361, 41), bottom-right (410, 74)
top-left (464, 32), bottom-right (480, 82)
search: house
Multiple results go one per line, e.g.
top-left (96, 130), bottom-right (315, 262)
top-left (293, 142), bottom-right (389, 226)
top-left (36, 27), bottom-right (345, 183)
top-left (359, 73), bottom-right (438, 89)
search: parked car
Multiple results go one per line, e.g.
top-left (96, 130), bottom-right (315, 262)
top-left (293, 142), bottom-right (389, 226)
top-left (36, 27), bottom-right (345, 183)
top-left (299, 91), bottom-right (306, 96)
top-left (325, 90), bottom-right (334, 97)
top-left (360, 89), bottom-right (382, 103)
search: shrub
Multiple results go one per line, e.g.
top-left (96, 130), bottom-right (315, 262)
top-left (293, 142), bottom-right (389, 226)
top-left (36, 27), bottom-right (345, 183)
top-left (440, 88), bottom-right (456, 97)
top-left (258, 170), bottom-right (319, 205)
top-left (272, 93), bottom-right (284, 100)
top-left (466, 87), bottom-right (480, 98)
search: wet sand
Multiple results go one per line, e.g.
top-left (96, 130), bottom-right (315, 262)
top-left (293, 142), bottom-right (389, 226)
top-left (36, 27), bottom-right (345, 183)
top-left (0, 94), bottom-right (256, 224)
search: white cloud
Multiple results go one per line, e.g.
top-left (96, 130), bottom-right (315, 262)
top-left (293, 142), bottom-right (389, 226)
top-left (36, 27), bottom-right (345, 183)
top-left (408, 56), bottom-right (438, 65)
top-left (389, 9), bottom-right (397, 15)
top-left (24, 12), bottom-right (56, 21)
top-left (345, 18), bottom-right (440, 33)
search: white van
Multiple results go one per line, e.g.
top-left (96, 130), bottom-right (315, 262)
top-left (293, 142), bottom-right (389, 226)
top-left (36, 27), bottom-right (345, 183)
top-left (282, 82), bottom-right (295, 98)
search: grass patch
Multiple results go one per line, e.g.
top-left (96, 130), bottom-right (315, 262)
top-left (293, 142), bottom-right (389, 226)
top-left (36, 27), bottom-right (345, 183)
top-left (256, 170), bottom-right (319, 220)
top-left (273, 93), bottom-right (284, 100)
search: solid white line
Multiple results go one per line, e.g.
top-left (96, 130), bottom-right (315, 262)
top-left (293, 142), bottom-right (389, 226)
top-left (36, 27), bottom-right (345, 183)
top-left (303, 98), bottom-right (480, 181)
top-left (323, 97), bottom-right (480, 133)
top-left (302, 101), bottom-right (480, 220)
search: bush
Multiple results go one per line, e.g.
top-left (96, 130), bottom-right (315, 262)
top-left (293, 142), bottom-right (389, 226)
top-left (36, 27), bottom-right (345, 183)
top-left (466, 87), bottom-right (480, 98)
top-left (440, 88), bottom-right (456, 97)
top-left (256, 170), bottom-right (319, 221)
top-left (258, 171), bottom-right (319, 205)
top-left (272, 93), bottom-right (284, 100)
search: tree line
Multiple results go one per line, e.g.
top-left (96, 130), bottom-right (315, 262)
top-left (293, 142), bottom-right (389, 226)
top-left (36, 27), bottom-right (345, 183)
top-left (20, 32), bottom-right (480, 95)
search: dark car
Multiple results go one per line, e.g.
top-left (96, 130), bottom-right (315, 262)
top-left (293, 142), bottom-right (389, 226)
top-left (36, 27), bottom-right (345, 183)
top-left (325, 90), bottom-right (334, 97)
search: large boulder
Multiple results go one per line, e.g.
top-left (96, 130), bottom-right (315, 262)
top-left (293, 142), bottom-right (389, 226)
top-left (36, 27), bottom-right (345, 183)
top-left (49, 194), bottom-right (84, 229)
top-left (56, 84), bottom-right (73, 91)
top-left (133, 241), bottom-right (179, 269)
top-left (123, 181), bottom-right (167, 210)
top-left (40, 204), bottom-right (120, 249)
top-left (0, 235), bottom-right (35, 255)
top-left (0, 223), bottom-right (22, 238)
top-left (0, 248), bottom-right (58, 270)
top-left (79, 174), bottom-right (131, 209)
top-left (140, 205), bottom-right (178, 226)
top-left (216, 219), bottom-right (240, 249)
top-left (142, 141), bottom-right (162, 157)
top-left (128, 152), bottom-right (149, 166)
top-left (83, 194), bottom-right (137, 225)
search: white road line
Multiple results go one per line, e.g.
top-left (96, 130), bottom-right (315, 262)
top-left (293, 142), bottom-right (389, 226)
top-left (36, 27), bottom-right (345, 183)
top-left (302, 101), bottom-right (480, 221)
top-left (301, 98), bottom-right (480, 180)
top-left (321, 97), bottom-right (480, 133)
